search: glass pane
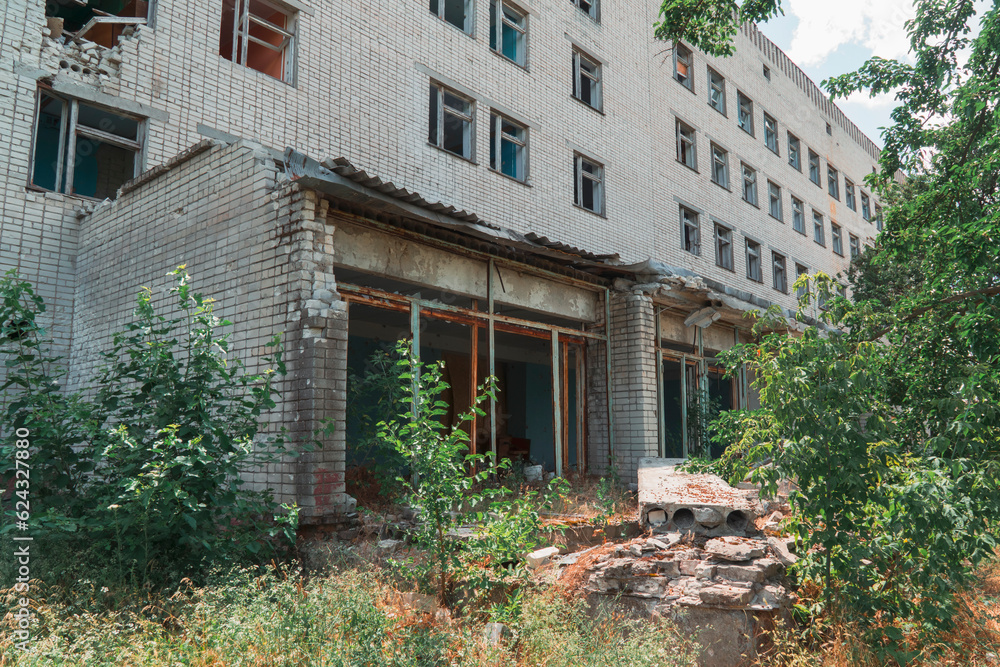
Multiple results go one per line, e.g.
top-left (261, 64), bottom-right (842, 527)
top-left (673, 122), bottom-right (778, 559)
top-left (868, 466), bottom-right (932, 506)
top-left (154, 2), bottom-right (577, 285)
top-left (428, 86), bottom-right (438, 144)
top-left (581, 177), bottom-right (595, 210)
top-left (500, 137), bottom-right (520, 179)
top-left (489, 0), bottom-right (497, 49)
top-left (501, 22), bottom-right (520, 62)
top-left (71, 135), bottom-right (136, 199)
top-left (442, 112), bottom-right (468, 156)
top-left (76, 103), bottom-right (140, 141)
top-left (443, 91), bottom-right (470, 115)
top-left (443, 0), bottom-right (466, 30)
top-left (32, 94), bottom-right (66, 192)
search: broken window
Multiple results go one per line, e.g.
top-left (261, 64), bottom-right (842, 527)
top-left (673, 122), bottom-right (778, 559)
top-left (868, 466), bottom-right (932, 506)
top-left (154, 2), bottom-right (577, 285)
top-left (746, 239), bottom-right (762, 282)
top-left (45, 0), bottom-right (149, 49)
top-left (788, 132), bottom-right (801, 171)
top-left (845, 177), bottom-right (856, 210)
top-left (572, 48), bottom-right (602, 110)
top-left (768, 181), bottom-right (782, 221)
top-left (764, 113), bottom-right (778, 154)
top-left (715, 223), bottom-right (733, 271)
top-left (813, 210), bottom-right (825, 246)
top-left (849, 233), bottom-right (860, 259)
top-left (681, 205), bottom-right (699, 255)
top-left (711, 143), bottom-right (728, 188)
top-left (571, 0), bottom-right (599, 21)
top-left (490, 112), bottom-right (526, 181)
top-left (791, 196), bottom-right (805, 234)
top-left (429, 82), bottom-right (474, 160)
top-left (430, 0), bottom-right (472, 33)
top-left (574, 153), bottom-right (603, 214)
top-left (676, 119), bottom-right (696, 170)
top-left (674, 43), bottom-right (693, 90)
top-left (772, 252), bottom-right (787, 293)
top-left (861, 192), bottom-right (872, 220)
top-left (707, 67), bottom-right (726, 114)
top-left (741, 163), bottom-right (757, 206)
top-left (737, 91), bottom-right (753, 135)
top-left (30, 90), bottom-right (142, 200)
top-left (808, 149), bottom-right (821, 185)
top-left (220, 0), bottom-right (296, 83)
top-left (828, 164), bottom-right (840, 199)
top-left (831, 223), bottom-right (843, 255)
top-left (490, 0), bottom-right (526, 66)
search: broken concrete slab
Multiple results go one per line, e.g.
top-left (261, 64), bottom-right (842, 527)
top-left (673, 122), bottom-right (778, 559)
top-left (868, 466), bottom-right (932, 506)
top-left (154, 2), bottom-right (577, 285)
top-left (704, 536), bottom-right (766, 562)
top-left (526, 546), bottom-right (560, 569)
top-left (767, 536), bottom-right (799, 567)
top-left (699, 584), bottom-right (754, 606)
top-left (637, 457), bottom-right (760, 534)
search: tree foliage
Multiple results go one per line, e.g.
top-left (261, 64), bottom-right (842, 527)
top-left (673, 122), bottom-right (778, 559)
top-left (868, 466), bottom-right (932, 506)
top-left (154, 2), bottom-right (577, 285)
top-left (654, 0), bottom-right (783, 56)
top-left (660, 0), bottom-right (1000, 659)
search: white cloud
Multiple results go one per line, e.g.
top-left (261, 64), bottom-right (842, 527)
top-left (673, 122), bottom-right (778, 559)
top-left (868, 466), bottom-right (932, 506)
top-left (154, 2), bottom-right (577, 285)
top-left (785, 0), bottom-right (916, 67)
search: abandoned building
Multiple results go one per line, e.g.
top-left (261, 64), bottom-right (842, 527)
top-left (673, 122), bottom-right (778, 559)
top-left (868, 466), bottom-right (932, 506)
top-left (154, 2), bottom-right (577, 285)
top-left (0, 0), bottom-right (884, 524)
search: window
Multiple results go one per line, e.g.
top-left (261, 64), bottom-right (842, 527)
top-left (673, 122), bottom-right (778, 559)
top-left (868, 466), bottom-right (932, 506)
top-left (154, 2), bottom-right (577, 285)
top-left (808, 149), bottom-right (821, 185)
top-left (715, 223), bottom-right (733, 270)
top-left (220, 0), bottom-right (297, 83)
top-left (711, 144), bottom-right (729, 188)
top-left (681, 206), bottom-right (700, 255)
top-left (571, 0), bottom-right (598, 21)
top-left (861, 192), bottom-right (871, 220)
top-left (845, 178), bottom-right (856, 210)
top-left (676, 119), bottom-right (697, 170)
top-left (827, 165), bottom-right (840, 199)
top-left (490, 0), bottom-right (526, 66)
top-left (826, 122), bottom-right (833, 135)
top-left (742, 163), bottom-right (758, 206)
top-left (875, 205), bottom-right (883, 231)
top-left (795, 264), bottom-right (809, 298)
top-left (574, 153), bottom-right (603, 214)
top-left (572, 49), bottom-right (602, 110)
top-left (737, 92), bottom-right (754, 135)
top-left (813, 210), bottom-right (825, 245)
top-left (791, 196), bottom-right (805, 234)
top-left (831, 223), bottom-right (843, 255)
top-left (763, 64), bottom-right (771, 81)
top-left (768, 181), bottom-right (782, 220)
top-left (849, 233), bottom-right (860, 259)
top-left (30, 91), bottom-right (143, 199)
top-left (429, 83), bottom-right (474, 160)
top-left (430, 0), bottom-right (471, 32)
top-left (490, 112), bottom-right (526, 181)
top-left (772, 252), bottom-right (787, 292)
top-left (764, 113), bottom-right (778, 154)
top-left (675, 43), bottom-right (693, 90)
top-left (708, 67), bottom-right (726, 114)
top-left (746, 239), bottom-right (762, 282)
top-left (47, 0), bottom-right (148, 49)
top-left (788, 133), bottom-right (801, 171)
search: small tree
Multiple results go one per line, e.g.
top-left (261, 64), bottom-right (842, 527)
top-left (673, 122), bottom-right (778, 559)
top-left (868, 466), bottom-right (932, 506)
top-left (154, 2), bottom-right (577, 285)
top-left (378, 340), bottom-right (507, 604)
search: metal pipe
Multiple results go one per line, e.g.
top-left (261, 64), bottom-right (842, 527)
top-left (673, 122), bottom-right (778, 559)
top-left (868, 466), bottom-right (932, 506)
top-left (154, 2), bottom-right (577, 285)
top-left (552, 330), bottom-right (562, 477)
top-left (604, 288), bottom-right (615, 468)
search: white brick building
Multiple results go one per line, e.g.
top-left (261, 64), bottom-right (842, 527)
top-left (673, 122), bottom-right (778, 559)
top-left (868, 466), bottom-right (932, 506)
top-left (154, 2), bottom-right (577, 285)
top-left (0, 0), bottom-right (884, 521)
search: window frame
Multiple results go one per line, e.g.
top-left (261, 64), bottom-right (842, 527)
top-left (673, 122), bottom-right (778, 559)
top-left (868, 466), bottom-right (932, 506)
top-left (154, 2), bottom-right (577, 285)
top-left (676, 119), bottom-right (697, 171)
top-left (681, 205), bottom-right (700, 255)
top-left (674, 42), bottom-right (694, 91)
top-left (430, 0), bottom-right (473, 34)
top-left (571, 0), bottom-right (599, 22)
top-left (490, 111), bottom-right (527, 182)
top-left (223, 0), bottom-right (298, 84)
top-left (572, 48), bottom-right (602, 111)
top-left (763, 112), bottom-right (779, 154)
top-left (845, 177), bottom-right (856, 210)
top-left (788, 132), bottom-right (801, 171)
top-left (808, 149), bottom-right (821, 186)
top-left (861, 192), bottom-right (872, 221)
top-left (827, 164), bottom-right (840, 200)
top-left (795, 263), bottom-right (809, 298)
top-left (737, 91), bottom-right (754, 136)
top-left (28, 89), bottom-right (145, 199)
top-left (849, 233), bottom-right (860, 259)
top-left (707, 67), bottom-right (726, 115)
top-left (574, 152), bottom-right (604, 215)
top-left (429, 81), bottom-right (476, 161)
top-left (772, 252), bottom-right (787, 293)
top-left (741, 162), bottom-right (758, 206)
top-left (813, 209), bottom-right (825, 246)
top-left (768, 180), bottom-right (782, 221)
top-left (746, 238), bottom-right (762, 283)
top-left (875, 205), bottom-right (883, 231)
top-left (831, 222), bottom-right (843, 255)
top-left (489, 0), bottom-right (527, 67)
top-left (715, 222), bottom-right (734, 271)
top-left (791, 196), bottom-right (805, 234)
top-left (710, 143), bottom-right (729, 189)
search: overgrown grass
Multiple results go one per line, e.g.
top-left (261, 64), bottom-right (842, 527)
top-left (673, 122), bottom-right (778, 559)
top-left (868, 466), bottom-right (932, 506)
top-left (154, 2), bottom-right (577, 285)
top-left (0, 560), bottom-right (697, 666)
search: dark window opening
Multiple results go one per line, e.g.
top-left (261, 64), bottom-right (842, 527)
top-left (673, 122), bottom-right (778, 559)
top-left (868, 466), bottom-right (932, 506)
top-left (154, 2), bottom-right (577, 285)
top-left (45, 0), bottom-right (149, 48)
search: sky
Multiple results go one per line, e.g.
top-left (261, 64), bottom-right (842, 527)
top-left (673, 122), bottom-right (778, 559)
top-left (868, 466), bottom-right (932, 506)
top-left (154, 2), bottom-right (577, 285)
top-left (756, 0), bottom-right (919, 149)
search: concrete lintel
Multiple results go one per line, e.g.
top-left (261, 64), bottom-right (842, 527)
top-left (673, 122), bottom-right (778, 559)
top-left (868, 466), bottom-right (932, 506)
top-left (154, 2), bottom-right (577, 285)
top-left (50, 80), bottom-right (170, 123)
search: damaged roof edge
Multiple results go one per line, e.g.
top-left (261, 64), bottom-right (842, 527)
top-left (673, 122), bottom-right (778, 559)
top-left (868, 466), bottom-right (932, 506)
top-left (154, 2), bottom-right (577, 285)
top-left (281, 148), bottom-right (622, 269)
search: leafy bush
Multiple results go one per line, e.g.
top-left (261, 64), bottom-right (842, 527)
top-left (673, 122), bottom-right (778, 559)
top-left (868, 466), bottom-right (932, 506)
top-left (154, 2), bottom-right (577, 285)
top-left (0, 267), bottom-right (298, 586)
